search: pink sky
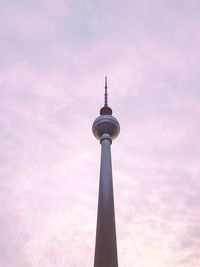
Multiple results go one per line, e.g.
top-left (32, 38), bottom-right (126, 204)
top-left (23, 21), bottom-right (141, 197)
top-left (0, 1), bottom-right (200, 266)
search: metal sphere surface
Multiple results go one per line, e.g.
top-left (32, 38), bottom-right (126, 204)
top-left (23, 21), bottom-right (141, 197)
top-left (92, 115), bottom-right (120, 141)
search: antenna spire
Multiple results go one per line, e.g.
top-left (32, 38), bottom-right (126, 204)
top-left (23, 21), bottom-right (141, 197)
top-left (105, 76), bottom-right (108, 107)
top-left (100, 76), bottom-right (113, 115)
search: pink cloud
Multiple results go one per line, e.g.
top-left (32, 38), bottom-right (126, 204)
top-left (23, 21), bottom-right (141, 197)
top-left (0, 1), bottom-right (200, 267)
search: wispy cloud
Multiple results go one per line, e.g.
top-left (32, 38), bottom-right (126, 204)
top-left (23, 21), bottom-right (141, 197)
top-left (0, 1), bottom-right (200, 266)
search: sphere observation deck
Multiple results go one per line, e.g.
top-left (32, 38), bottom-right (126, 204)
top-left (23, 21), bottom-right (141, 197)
top-left (92, 115), bottom-right (120, 141)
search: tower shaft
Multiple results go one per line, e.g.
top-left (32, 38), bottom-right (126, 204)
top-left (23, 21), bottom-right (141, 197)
top-left (94, 135), bottom-right (118, 267)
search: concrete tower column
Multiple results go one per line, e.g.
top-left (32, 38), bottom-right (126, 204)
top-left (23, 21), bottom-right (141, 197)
top-left (92, 78), bottom-right (120, 267)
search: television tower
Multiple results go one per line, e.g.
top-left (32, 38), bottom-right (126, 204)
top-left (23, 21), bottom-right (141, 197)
top-left (92, 77), bottom-right (120, 267)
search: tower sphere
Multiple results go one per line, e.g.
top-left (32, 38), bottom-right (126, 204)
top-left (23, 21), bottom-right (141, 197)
top-left (92, 114), bottom-right (120, 141)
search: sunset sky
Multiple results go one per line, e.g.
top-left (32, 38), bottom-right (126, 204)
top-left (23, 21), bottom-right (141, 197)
top-left (1, 1), bottom-right (200, 266)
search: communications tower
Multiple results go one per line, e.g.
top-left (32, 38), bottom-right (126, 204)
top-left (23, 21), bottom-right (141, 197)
top-left (92, 77), bottom-right (120, 267)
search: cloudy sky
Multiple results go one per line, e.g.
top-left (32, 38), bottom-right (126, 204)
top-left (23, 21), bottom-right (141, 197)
top-left (1, 0), bottom-right (200, 266)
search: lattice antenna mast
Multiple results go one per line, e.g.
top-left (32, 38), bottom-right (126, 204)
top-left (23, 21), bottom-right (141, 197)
top-left (100, 77), bottom-right (112, 115)
top-left (104, 76), bottom-right (108, 107)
